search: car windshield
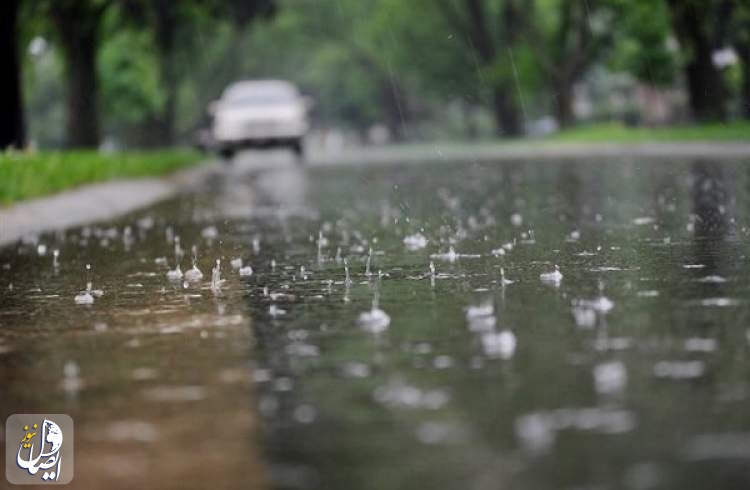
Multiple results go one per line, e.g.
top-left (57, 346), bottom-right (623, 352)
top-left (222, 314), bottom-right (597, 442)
top-left (223, 87), bottom-right (296, 106)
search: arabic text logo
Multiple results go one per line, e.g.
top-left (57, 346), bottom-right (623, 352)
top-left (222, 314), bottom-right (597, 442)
top-left (17, 419), bottom-right (64, 481)
top-left (6, 414), bottom-right (73, 485)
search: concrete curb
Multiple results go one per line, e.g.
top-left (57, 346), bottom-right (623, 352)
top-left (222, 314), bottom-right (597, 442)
top-left (0, 161), bottom-right (219, 247)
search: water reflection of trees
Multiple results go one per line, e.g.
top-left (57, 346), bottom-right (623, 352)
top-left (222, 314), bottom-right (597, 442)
top-left (689, 160), bottom-right (735, 278)
top-left (691, 160), bottom-right (733, 239)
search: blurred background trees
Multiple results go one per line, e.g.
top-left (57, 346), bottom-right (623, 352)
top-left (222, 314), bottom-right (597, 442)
top-left (4, 0), bottom-right (750, 150)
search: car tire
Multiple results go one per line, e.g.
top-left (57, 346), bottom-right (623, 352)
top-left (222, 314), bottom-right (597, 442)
top-left (219, 147), bottom-right (235, 162)
top-left (291, 139), bottom-right (304, 163)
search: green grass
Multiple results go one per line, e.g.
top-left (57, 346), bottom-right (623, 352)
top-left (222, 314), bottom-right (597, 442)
top-left (549, 121), bottom-right (750, 143)
top-left (0, 149), bottom-right (203, 205)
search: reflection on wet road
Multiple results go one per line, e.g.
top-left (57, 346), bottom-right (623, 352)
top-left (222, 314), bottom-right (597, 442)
top-left (3, 154), bottom-right (750, 489)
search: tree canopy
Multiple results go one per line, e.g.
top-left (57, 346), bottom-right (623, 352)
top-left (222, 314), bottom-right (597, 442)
top-left (4, 0), bottom-right (749, 149)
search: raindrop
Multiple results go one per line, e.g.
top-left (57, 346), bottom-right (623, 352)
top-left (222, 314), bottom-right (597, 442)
top-left (184, 246), bottom-right (203, 283)
top-left (341, 362), bottom-right (371, 378)
top-left (593, 361), bottom-right (627, 395)
top-left (572, 306), bottom-right (597, 328)
top-left (269, 305), bottom-right (287, 317)
top-left (358, 292), bottom-right (390, 333)
top-left (466, 302), bottom-right (494, 319)
top-left (365, 247), bottom-right (373, 277)
top-left (653, 360), bottom-right (705, 379)
top-left (500, 268), bottom-right (514, 286)
top-left (491, 247), bottom-right (506, 257)
top-left (697, 275), bottom-right (727, 284)
top-left (433, 355), bottom-right (453, 369)
top-left (344, 258), bottom-right (353, 286)
top-left (293, 404), bottom-right (317, 424)
top-left (540, 265), bottom-right (563, 285)
top-left (211, 259), bottom-right (225, 291)
top-left (201, 226), bottom-right (219, 240)
top-left (74, 264), bottom-right (99, 305)
top-left (481, 330), bottom-right (516, 360)
top-left (431, 247), bottom-right (459, 263)
top-left (684, 338), bottom-right (717, 353)
top-left (174, 236), bottom-right (184, 262)
top-left (430, 247), bottom-right (480, 263)
top-left (166, 264), bottom-right (183, 281)
top-left (403, 232), bottom-right (428, 251)
top-left (61, 360), bottom-right (83, 394)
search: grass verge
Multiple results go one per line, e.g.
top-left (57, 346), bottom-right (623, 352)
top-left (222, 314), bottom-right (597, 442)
top-left (0, 149), bottom-right (203, 205)
top-left (549, 121), bottom-right (750, 143)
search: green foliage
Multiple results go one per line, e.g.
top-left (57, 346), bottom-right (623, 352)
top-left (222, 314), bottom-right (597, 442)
top-left (549, 121), bottom-right (750, 142)
top-left (371, 0), bottom-right (479, 98)
top-left (16, 0), bottom-right (750, 147)
top-left (99, 28), bottom-right (165, 126)
top-left (611, 0), bottom-right (676, 85)
top-left (23, 44), bottom-right (66, 148)
top-left (0, 150), bottom-right (201, 204)
top-left (225, 0), bottom-right (397, 130)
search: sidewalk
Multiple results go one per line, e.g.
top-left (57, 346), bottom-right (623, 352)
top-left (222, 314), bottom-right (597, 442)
top-left (307, 141), bottom-right (750, 166)
top-left (0, 161), bottom-right (218, 247)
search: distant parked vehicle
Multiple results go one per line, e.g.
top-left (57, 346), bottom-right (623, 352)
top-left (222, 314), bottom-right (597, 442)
top-left (209, 80), bottom-right (310, 161)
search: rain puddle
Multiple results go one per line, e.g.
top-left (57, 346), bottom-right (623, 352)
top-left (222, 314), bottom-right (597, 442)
top-left (2, 157), bottom-right (750, 489)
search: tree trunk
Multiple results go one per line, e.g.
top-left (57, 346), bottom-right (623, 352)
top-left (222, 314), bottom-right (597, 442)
top-left (667, 0), bottom-right (727, 122)
top-left (154, 0), bottom-right (178, 145)
top-left (554, 79), bottom-right (575, 128)
top-left (463, 104), bottom-right (478, 140)
top-left (743, 58), bottom-right (750, 120)
top-left (458, 0), bottom-right (523, 137)
top-left (684, 45), bottom-right (727, 122)
top-left (0, 0), bottom-right (25, 149)
top-left (54, 4), bottom-right (103, 148)
top-left (738, 45), bottom-right (750, 119)
top-left (380, 76), bottom-right (408, 142)
top-left (497, 0), bottom-right (525, 136)
top-left (493, 88), bottom-right (522, 137)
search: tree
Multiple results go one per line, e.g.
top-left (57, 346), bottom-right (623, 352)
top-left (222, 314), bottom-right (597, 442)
top-left (431, 0), bottom-right (529, 136)
top-left (146, 0), bottom-right (181, 144)
top-left (727, 0), bottom-right (750, 118)
top-left (47, 0), bottom-right (112, 148)
top-left (531, 0), bottom-right (620, 127)
top-left (612, 0), bottom-right (676, 87)
top-left (113, 0), bottom-right (275, 145)
top-left (0, 0), bottom-right (25, 149)
top-left (233, 0), bottom-right (411, 139)
top-left (381, 0), bottom-right (624, 131)
top-left (666, 0), bottom-right (728, 122)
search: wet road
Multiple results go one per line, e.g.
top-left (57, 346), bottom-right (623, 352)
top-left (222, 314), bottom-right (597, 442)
top-left (3, 153), bottom-right (750, 489)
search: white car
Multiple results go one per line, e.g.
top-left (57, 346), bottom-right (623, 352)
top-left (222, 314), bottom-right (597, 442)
top-left (210, 80), bottom-right (310, 160)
